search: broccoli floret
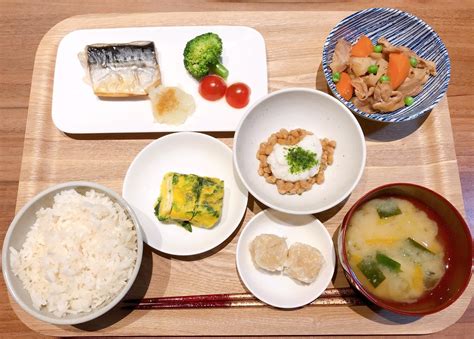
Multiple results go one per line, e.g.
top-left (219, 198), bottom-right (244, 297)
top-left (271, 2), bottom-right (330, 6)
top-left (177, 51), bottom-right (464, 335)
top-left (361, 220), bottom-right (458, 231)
top-left (183, 32), bottom-right (229, 79)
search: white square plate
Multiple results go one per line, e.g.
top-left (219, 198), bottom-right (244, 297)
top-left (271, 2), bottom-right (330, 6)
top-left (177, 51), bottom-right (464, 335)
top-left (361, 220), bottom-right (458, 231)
top-left (52, 26), bottom-right (268, 133)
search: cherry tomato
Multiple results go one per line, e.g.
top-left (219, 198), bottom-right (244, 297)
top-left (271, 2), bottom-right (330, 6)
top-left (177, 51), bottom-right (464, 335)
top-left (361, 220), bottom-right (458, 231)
top-left (225, 83), bottom-right (251, 109)
top-left (199, 75), bottom-right (227, 101)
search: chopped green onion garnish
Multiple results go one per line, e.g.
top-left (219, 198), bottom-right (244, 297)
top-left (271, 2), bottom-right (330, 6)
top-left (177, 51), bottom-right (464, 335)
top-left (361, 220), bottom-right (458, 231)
top-left (285, 146), bottom-right (318, 174)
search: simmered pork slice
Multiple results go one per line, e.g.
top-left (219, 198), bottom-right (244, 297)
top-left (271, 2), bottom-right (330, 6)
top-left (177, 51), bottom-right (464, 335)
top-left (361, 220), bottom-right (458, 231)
top-left (397, 77), bottom-right (423, 98)
top-left (417, 58), bottom-right (437, 76)
top-left (373, 82), bottom-right (393, 102)
top-left (397, 68), bottom-right (427, 98)
top-left (377, 37), bottom-right (415, 57)
top-left (411, 67), bottom-right (430, 84)
top-left (409, 56), bottom-right (436, 76)
top-left (352, 96), bottom-right (376, 113)
top-left (351, 77), bottom-right (375, 100)
top-left (373, 96), bottom-right (405, 112)
top-left (372, 82), bottom-right (405, 112)
top-left (329, 39), bottom-right (351, 73)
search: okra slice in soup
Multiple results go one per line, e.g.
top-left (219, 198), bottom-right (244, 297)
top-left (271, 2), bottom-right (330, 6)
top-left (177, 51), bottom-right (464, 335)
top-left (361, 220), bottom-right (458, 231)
top-left (357, 258), bottom-right (386, 288)
top-left (376, 252), bottom-right (401, 272)
top-left (376, 199), bottom-right (402, 218)
top-left (407, 237), bottom-right (435, 254)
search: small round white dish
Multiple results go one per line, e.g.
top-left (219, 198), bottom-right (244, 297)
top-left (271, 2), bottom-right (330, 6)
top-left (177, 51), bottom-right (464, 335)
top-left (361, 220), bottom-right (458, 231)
top-left (236, 209), bottom-right (336, 309)
top-left (233, 88), bottom-right (366, 214)
top-left (123, 132), bottom-right (248, 256)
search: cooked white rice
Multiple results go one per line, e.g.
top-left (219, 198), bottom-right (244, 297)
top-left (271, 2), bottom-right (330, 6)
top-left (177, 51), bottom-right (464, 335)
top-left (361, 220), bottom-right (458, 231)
top-left (9, 189), bottom-right (138, 317)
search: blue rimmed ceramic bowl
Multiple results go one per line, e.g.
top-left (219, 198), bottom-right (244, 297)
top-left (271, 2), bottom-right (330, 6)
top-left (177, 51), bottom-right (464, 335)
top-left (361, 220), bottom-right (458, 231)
top-left (322, 8), bottom-right (450, 123)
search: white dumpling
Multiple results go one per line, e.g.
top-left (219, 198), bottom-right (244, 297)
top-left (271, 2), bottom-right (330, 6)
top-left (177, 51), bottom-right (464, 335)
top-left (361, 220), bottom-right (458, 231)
top-left (284, 242), bottom-right (324, 284)
top-left (250, 234), bottom-right (288, 272)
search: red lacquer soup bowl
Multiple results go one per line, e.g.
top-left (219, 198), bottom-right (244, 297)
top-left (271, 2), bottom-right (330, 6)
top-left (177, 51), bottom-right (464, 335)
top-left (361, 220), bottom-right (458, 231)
top-left (338, 183), bottom-right (472, 316)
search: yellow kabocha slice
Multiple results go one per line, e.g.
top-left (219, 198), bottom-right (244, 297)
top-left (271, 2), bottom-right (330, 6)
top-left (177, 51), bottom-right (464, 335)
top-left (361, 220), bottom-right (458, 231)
top-left (155, 172), bottom-right (174, 221)
top-left (169, 173), bottom-right (201, 222)
top-left (191, 176), bottom-right (224, 229)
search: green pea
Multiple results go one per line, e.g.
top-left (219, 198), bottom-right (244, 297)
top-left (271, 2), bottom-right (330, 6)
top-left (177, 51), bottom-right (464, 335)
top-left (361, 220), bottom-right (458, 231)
top-left (374, 44), bottom-right (383, 53)
top-left (368, 64), bottom-right (379, 75)
top-left (410, 57), bottom-right (418, 67)
top-left (380, 75), bottom-right (390, 83)
top-left (404, 96), bottom-right (414, 106)
top-left (332, 72), bottom-right (341, 83)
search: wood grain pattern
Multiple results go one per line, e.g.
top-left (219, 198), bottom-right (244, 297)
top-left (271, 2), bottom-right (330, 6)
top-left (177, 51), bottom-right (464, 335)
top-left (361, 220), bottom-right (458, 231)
top-left (1, 1), bottom-right (473, 337)
top-left (5, 11), bottom-right (471, 336)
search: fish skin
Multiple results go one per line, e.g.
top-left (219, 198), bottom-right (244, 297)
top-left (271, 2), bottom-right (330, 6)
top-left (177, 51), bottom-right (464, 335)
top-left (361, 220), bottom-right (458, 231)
top-left (85, 41), bottom-right (161, 97)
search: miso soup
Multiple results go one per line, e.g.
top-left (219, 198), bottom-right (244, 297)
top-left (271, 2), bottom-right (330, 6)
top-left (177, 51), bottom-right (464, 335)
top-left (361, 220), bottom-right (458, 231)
top-left (345, 197), bottom-right (447, 303)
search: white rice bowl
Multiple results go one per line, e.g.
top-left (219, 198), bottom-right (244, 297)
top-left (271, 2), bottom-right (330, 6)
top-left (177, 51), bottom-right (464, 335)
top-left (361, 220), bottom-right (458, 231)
top-left (2, 182), bottom-right (143, 325)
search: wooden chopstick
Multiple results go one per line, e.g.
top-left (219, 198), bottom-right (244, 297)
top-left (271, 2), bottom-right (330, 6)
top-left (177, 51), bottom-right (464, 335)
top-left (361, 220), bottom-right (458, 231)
top-left (123, 288), bottom-right (364, 309)
top-left (123, 296), bottom-right (364, 309)
top-left (125, 287), bottom-right (356, 304)
top-left (125, 292), bottom-right (254, 304)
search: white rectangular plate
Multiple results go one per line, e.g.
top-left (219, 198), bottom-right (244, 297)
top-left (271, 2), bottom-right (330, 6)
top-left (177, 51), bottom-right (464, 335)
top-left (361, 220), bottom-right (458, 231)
top-left (52, 26), bottom-right (268, 133)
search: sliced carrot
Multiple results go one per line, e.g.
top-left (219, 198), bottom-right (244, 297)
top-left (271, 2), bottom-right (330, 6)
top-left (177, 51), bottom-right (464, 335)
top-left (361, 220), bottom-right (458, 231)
top-left (351, 35), bottom-right (374, 57)
top-left (336, 72), bottom-right (353, 101)
top-left (387, 53), bottom-right (410, 90)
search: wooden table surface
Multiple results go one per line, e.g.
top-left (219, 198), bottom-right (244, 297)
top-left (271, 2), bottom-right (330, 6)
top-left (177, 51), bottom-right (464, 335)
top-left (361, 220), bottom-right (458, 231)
top-left (0, 0), bottom-right (472, 337)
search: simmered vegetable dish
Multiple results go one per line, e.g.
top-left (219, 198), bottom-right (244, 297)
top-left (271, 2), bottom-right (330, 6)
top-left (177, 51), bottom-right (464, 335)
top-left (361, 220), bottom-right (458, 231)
top-left (330, 36), bottom-right (437, 113)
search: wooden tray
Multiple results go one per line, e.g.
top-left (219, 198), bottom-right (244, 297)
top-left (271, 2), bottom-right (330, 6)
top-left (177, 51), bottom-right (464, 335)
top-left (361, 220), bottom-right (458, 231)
top-left (13, 11), bottom-right (472, 336)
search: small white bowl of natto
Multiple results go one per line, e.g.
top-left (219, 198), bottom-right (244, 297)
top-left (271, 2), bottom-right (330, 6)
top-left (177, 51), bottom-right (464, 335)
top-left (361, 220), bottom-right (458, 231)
top-left (233, 88), bottom-right (366, 214)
